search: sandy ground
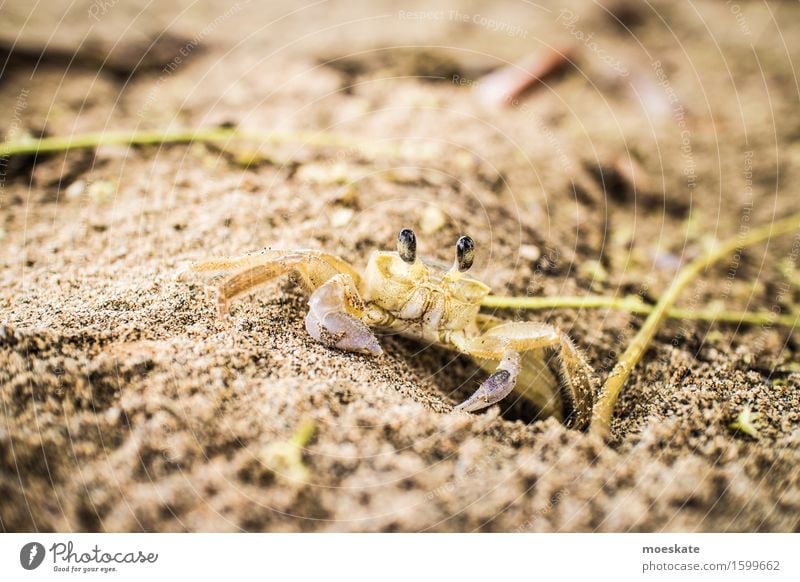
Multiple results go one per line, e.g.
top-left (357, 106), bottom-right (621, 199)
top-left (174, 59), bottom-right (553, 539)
top-left (1, 0), bottom-right (799, 532)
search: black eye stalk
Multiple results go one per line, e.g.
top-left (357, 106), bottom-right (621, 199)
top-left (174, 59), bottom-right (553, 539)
top-left (456, 235), bottom-right (475, 272)
top-left (398, 228), bottom-right (417, 264)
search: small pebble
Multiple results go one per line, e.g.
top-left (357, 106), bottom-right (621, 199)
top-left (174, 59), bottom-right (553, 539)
top-left (454, 151), bottom-right (476, 170)
top-left (419, 206), bottom-right (446, 234)
top-left (519, 244), bottom-right (541, 262)
top-left (330, 207), bottom-right (354, 228)
top-left (65, 179), bottom-right (86, 200)
top-left (87, 180), bottom-right (116, 203)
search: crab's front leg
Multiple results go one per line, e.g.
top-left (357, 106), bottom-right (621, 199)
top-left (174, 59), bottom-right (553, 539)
top-left (186, 250), bottom-right (381, 355)
top-left (187, 250), bottom-right (361, 315)
top-left (452, 322), bottom-right (596, 428)
top-left (305, 274), bottom-right (383, 356)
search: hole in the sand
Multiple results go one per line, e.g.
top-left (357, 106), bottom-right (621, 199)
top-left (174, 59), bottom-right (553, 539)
top-left (385, 335), bottom-right (549, 424)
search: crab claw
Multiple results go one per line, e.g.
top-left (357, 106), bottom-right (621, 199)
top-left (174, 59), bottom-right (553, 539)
top-left (305, 310), bottom-right (382, 356)
top-left (305, 275), bottom-right (382, 356)
top-left (454, 350), bottom-right (520, 412)
top-left (454, 369), bottom-right (517, 412)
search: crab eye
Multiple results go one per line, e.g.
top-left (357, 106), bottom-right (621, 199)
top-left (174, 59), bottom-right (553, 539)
top-left (397, 228), bottom-right (417, 263)
top-left (456, 235), bottom-right (475, 272)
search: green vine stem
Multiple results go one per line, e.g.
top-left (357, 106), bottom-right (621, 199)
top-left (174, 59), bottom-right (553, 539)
top-left (482, 294), bottom-right (798, 328)
top-left (590, 212), bottom-right (800, 435)
top-left (0, 127), bottom-right (410, 159)
top-left (1, 127), bottom-right (230, 157)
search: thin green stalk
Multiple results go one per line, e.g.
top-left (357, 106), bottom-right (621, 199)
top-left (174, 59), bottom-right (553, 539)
top-left (0, 128), bottom-right (236, 157)
top-left (0, 127), bottom-right (404, 158)
top-left (290, 420), bottom-right (316, 447)
top-left (482, 294), bottom-right (798, 328)
top-left (590, 212), bottom-right (800, 435)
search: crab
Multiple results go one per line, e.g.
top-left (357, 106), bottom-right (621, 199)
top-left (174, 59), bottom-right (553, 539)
top-left (184, 229), bottom-right (596, 427)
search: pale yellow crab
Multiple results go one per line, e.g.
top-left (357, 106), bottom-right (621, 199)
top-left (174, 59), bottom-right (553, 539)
top-left (185, 229), bottom-right (595, 427)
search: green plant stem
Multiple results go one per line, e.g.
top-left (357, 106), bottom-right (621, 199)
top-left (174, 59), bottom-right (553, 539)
top-left (290, 420), bottom-right (316, 447)
top-left (590, 212), bottom-right (800, 435)
top-left (0, 128), bottom-right (235, 157)
top-left (482, 294), bottom-right (798, 328)
top-left (0, 127), bottom-right (403, 158)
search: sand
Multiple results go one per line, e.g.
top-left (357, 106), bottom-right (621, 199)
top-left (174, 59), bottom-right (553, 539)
top-left (1, 0), bottom-right (799, 532)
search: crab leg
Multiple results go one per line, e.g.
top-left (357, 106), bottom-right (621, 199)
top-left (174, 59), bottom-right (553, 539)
top-left (187, 250), bottom-right (361, 316)
top-left (454, 322), bottom-right (595, 428)
top-left (214, 258), bottom-right (305, 316)
top-left (186, 249), bottom-right (382, 355)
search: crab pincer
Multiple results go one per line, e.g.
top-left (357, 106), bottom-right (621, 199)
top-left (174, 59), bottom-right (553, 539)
top-left (305, 274), bottom-right (382, 356)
